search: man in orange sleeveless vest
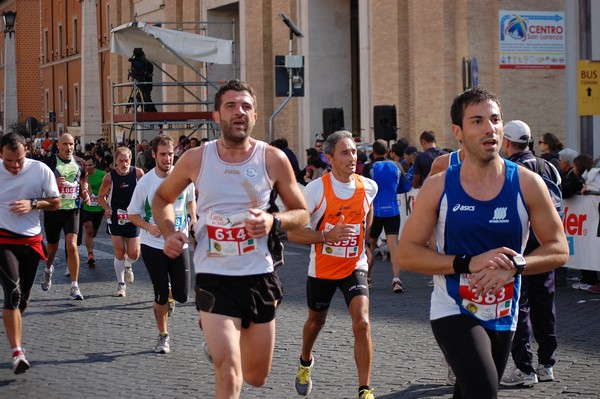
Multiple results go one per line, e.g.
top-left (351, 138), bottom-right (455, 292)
top-left (288, 130), bottom-right (378, 399)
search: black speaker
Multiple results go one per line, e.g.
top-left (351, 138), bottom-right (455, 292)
top-left (322, 108), bottom-right (344, 138)
top-left (374, 105), bottom-right (397, 141)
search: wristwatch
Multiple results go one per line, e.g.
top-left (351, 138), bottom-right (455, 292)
top-left (511, 254), bottom-right (527, 275)
top-left (31, 199), bottom-right (38, 209)
top-left (271, 215), bottom-right (282, 234)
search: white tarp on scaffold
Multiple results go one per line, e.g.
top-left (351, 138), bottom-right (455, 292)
top-left (111, 21), bottom-right (233, 67)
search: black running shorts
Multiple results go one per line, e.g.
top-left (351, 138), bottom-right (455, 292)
top-left (195, 271), bottom-right (283, 329)
top-left (306, 269), bottom-right (369, 311)
top-left (44, 209), bottom-right (80, 244)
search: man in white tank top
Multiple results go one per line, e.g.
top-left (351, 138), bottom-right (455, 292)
top-left (151, 80), bottom-right (309, 398)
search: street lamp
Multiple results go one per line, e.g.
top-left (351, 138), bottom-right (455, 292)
top-left (3, 10), bottom-right (17, 134)
top-left (3, 10), bottom-right (16, 37)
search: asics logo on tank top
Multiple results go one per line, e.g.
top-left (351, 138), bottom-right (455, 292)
top-left (490, 207), bottom-right (509, 223)
top-left (452, 204), bottom-right (476, 212)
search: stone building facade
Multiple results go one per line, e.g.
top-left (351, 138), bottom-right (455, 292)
top-left (1, 0), bottom-right (598, 158)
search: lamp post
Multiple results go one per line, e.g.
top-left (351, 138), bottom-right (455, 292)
top-left (3, 10), bottom-right (17, 134)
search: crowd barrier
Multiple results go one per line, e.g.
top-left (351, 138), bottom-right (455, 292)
top-left (563, 194), bottom-right (600, 271)
top-left (399, 190), bottom-right (600, 272)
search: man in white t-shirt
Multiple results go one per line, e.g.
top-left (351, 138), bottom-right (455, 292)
top-left (128, 134), bottom-right (196, 354)
top-left (0, 133), bottom-right (60, 374)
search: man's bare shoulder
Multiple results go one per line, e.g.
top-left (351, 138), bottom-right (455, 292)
top-left (430, 153), bottom-right (451, 176)
top-left (265, 144), bottom-right (291, 178)
top-left (419, 171), bottom-right (446, 199)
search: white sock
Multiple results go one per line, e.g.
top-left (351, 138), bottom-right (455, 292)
top-left (114, 257), bottom-right (126, 284)
top-left (71, 281), bottom-right (78, 288)
top-left (125, 255), bottom-right (136, 268)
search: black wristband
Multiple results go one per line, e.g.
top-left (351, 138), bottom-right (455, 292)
top-left (453, 255), bottom-right (472, 274)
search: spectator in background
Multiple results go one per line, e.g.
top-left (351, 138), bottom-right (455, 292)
top-left (103, 154), bottom-right (114, 173)
top-left (189, 137), bottom-right (200, 148)
top-left (499, 120), bottom-right (561, 387)
top-left (42, 132), bottom-right (53, 152)
top-left (135, 140), bottom-right (151, 172)
top-left (555, 147), bottom-right (579, 287)
top-left (95, 149), bottom-right (106, 171)
top-left (271, 138), bottom-right (301, 177)
top-left (582, 161), bottom-right (600, 194)
top-left (84, 143), bottom-right (95, 158)
top-left (412, 130), bottom-right (445, 189)
top-left (50, 141), bottom-right (59, 155)
top-left (314, 138), bottom-right (330, 168)
top-left (298, 148), bottom-right (319, 185)
top-left (390, 141), bottom-right (406, 164)
top-left (75, 144), bottom-right (85, 158)
top-left (558, 148), bottom-right (580, 199)
top-left (175, 135), bottom-right (188, 161)
top-left (356, 150), bottom-right (368, 175)
top-left (303, 154), bottom-right (327, 185)
top-left (403, 146), bottom-right (418, 184)
top-left (557, 148), bottom-right (578, 174)
top-left (538, 132), bottom-right (563, 172)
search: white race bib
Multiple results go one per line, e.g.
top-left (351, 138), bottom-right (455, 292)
top-left (320, 222), bottom-right (361, 258)
top-left (459, 274), bottom-right (515, 321)
top-left (205, 211), bottom-right (256, 257)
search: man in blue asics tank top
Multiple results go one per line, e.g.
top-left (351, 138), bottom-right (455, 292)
top-left (398, 87), bottom-right (568, 399)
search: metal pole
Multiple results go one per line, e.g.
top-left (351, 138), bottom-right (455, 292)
top-left (269, 30), bottom-right (295, 143)
top-left (579, 0), bottom-right (593, 156)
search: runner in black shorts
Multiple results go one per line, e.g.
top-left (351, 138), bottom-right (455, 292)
top-left (195, 272), bottom-right (283, 328)
top-left (98, 146), bottom-right (144, 297)
top-left (364, 139), bottom-right (404, 293)
top-left (151, 80), bottom-right (309, 398)
top-left (287, 131), bottom-right (378, 398)
top-left (41, 133), bottom-right (89, 300)
top-left (78, 155), bottom-right (106, 266)
top-left (0, 132), bottom-right (61, 374)
top-left (128, 134), bottom-right (196, 353)
top-left (306, 270), bottom-right (369, 311)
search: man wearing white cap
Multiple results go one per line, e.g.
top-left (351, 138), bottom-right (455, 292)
top-left (500, 120), bottom-right (562, 387)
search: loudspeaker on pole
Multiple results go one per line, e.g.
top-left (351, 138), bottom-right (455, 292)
top-left (322, 108), bottom-right (344, 138)
top-left (374, 105), bottom-right (397, 141)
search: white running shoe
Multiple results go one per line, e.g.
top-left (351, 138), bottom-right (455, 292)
top-left (40, 265), bottom-right (53, 291)
top-left (124, 266), bottom-right (134, 284)
top-left (69, 285), bottom-right (84, 300)
top-left (536, 365), bottom-right (555, 382)
top-left (154, 333), bottom-right (170, 354)
top-left (501, 367), bottom-right (538, 387)
top-left (115, 284), bottom-right (126, 297)
top-left (12, 352), bottom-right (30, 375)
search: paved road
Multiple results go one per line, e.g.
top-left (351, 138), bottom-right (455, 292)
top-left (1, 223), bottom-right (599, 398)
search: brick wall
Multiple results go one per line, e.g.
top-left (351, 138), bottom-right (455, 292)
top-left (10, 0), bottom-right (42, 124)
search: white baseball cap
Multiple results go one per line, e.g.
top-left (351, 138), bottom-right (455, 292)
top-left (503, 120), bottom-right (531, 144)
